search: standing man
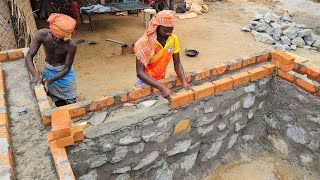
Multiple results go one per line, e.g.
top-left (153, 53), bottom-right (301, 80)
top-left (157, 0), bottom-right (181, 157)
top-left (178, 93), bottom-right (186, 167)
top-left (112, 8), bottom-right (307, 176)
top-left (25, 13), bottom-right (77, 107)
top-left (134, 10), bottom-right (192, 99)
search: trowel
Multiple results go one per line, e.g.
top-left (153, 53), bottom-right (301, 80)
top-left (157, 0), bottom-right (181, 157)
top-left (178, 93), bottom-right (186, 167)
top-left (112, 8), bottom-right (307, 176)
top-left (123, 100), bottom-right (157, 109)
top-left (137, 100), bottom-right (157, 109)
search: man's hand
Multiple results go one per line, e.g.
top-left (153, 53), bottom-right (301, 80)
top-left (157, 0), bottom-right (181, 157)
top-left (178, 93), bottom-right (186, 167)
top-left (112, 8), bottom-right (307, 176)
top-left (182, 82), bottom-right (193, 91)
top-left (160, 86), bottom-right (174, 99)
top-left (30, 75), bottom-right (42, 88)
top-left (43, 78), bottom-right (52, 92)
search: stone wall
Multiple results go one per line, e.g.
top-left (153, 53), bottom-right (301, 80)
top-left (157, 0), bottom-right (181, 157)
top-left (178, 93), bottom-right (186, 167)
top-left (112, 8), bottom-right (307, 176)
top-left (67, 76), bottom-right (273, 180)
top-left (259, 78), bottom-right (320, 172)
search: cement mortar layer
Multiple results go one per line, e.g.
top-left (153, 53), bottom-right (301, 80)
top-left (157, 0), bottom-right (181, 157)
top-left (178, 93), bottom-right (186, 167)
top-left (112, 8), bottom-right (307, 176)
top-left (67, 76), bottom-right (275, 180)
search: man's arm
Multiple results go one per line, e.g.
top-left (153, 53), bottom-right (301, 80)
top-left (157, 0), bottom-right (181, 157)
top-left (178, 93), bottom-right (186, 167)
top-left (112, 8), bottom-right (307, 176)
top-left (136, 58), bottom-right (173, 99)
top-left (45, 43), bottom-right (77, 86)
top-left (25, 30), bottom-right (44, 86)
top-left (173, 52), bottom-right (192, 90)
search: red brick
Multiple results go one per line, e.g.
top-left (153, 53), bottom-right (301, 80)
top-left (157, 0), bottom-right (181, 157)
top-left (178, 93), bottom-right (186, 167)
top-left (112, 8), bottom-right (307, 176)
top-left (49, 141), bottom-right (75, 179)
top-left (272, 50), bottom-right (295, 65)
top-left (176, 75), bottom-right (192, 87)
top-left (193, 83), bottom-right (215, 100)
top-left (55, 135), bottom-right (74, 148)
top-left (35, 88), bottom-right (47, 99)
top-left (194, 69), bottom-right (211, 81)
top-left (38, 100), bottom-right (51, 112)
top-left (212, 64), bottom-right (227, 76)
top-left (48, 132), bottom-right (55, 143)
top-left (293, 63), bottom-right (299, 71)
top-left (72, 126), bottom-right (84, 143)
top-left (0, 126), bottom-right (9, 139)
top-left (212, 77), bottom-right (234, 93)
top-left (0, 51), bottom-right (7, 62)
top-left (271, 59), bottom-right (295, 72)
top-left (7, 49), bottom-right (24, 61)
top-left (0, 71), bottom-right (4, 82)
top-left (60, 104), bottom-right (86, 119)
top-left (295, 78), bottom-right (316, 94)
top-left (89, 96), bottom-right (114, 112)
top-left (231, 71), bottom-right (250, 87)
top-left (42, 115), bottom-right (51, 127)
top-left (296, 64), bottom-right (308, 75)
top-left (257, 53), bottom-right (270, 63)
top-left (226, 60), bottom-right (242, 71)
top-left (0, 113), bottom-right (8, 128)
top-left (0, 151), bottom-right (13, 178)
top-left (0, 99), bottom-right (6, 107)
top-left (154, 80), bottom-right (173, 94)
top-left (262, 63), bottom-right (276, 75)
top-left (171, 90), bottom-right (194, 108)
top-left (129, 86), bottom-right (151, 101)
top-left (242, 56), bottom-right (256, 66)
top-left (247, 67), bottom-right (269, 81)
top-left (277, 69), bottom-right (295, 83)
top-left (51, 110), bottom-right (72, 139)
top-left (119, 94), bottom-right (128, 104)
top-left (306, 66), bottom-right (320, 80)
top-left (0, 81), bottom-right (5, 93)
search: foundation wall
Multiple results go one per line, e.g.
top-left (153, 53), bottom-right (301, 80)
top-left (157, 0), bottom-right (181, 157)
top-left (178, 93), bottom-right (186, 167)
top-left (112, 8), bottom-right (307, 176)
top-left (258, 78), bottom-right (320, 171)
top-left (67, 76), bottom-right (273, 180)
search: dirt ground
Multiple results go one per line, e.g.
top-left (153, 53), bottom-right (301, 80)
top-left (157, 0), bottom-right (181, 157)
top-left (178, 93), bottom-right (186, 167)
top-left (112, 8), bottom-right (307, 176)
top-left (205, 147), bottom-right (318, 180)
top-left (37, 0), bottom-right (320, 101)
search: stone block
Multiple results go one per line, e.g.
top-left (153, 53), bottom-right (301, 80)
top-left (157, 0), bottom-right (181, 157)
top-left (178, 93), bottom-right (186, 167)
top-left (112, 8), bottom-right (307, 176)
top-left (174, 119), bottom-right (191, 135)
top-left (166, 140), bottom-right (192, 156)
top-left (133, 151), bottom-right (159, 170)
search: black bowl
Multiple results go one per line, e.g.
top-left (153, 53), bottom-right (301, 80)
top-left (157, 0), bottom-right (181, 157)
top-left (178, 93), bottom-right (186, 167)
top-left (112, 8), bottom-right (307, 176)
top-left (185, 49), bottom-right (199, 57)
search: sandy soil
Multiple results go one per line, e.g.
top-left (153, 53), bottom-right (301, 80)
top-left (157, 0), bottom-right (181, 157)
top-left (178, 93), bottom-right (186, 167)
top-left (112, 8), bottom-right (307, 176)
top-left (206, 153), bottom-right (316, 180)
top-left (36, 0), bottom-right (320, 101)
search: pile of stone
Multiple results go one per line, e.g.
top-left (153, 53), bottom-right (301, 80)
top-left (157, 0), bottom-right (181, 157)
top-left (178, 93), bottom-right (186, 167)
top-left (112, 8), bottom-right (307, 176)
top-left (242, 12), bottom-right (320, 51)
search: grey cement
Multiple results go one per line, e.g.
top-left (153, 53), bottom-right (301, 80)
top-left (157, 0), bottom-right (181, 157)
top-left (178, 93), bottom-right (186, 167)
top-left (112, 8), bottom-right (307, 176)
top-left (2, 60), bottom-right (57, 180)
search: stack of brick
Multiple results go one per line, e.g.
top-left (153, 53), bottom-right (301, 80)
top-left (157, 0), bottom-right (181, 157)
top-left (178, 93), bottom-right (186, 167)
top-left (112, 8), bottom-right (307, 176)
top-left (48, 110), bottom-right (84, 148)
top-left (48, 110), bottom-right (85, 180)
top-left (271, 50), bottom-right (295, 72)
top-left (0, 65), bottom-right (14, 179)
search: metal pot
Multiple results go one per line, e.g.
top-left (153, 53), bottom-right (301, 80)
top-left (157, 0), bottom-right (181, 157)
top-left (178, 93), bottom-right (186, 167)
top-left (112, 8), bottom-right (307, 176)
top-left (185, 49), bottom-right (199, 57)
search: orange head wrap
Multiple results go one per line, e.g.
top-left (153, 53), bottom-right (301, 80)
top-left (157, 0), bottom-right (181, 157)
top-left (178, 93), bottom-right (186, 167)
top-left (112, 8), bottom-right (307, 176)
top-left (134, 10), bottom-right (175, 66)
top-left (47, 13), bottom-right (76, 41)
